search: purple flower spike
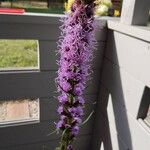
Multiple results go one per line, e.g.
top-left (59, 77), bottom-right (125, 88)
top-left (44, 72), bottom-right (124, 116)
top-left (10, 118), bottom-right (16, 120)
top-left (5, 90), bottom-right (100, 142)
top-left (67, 145), bottom-right (73, 150)
top-left (55, 0), bottom-right (96, 149)
top-left (72, 126), bottom-right (79, 136)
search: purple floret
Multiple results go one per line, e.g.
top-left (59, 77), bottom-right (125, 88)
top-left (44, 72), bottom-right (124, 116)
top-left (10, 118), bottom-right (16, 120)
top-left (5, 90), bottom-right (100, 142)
top-left (57, 106), bottom-right (64, 114)
top-left (78, 96), bottom-right (85, 105)
top-left (67, 145), bottom-right (73, 150)
top-left (56, 120), bottom-right (64, 130)
top-left (71, 126), bottom-right (79, 136)
top-left (58, 94), bottom-right (68, 104)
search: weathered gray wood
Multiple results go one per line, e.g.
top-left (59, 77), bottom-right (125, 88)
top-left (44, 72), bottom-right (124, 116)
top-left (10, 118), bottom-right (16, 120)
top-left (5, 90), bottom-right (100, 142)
top-left (121, 0), bottom-right (150, 25)
top-left (0, 13), bottom-right (63, 25)
top-left (95, 28), bottom-right (107, 42)
top-left (4, 135), bottom-right (92, 150)
top-left (92, 42), bottom-right (106, 70)
top-left (38, 40), bottom-right (58, 71)
top-left (0, 116), bottom-right (94, 148)
top-left (95, 18), bottom-right (108, 42)
top-left (86, 70), bottom-right (101, 95)
top-left (0, 14), bottom-right (107, 42)
top-left (0, 23), bottom-right (107, 41)
top-left (0, 71), bottom-right (52, 100)
top-left (0, 23), bottom-right (60, 40)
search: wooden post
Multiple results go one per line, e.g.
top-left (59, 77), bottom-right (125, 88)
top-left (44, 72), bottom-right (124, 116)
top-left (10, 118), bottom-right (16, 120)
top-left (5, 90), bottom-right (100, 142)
top-left (121, 0), bottom-right (150, 25)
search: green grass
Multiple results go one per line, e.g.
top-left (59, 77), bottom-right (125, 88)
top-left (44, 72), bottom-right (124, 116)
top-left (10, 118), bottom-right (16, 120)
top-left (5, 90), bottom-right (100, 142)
top-left (0, 40), bottom-right (38, 68)
top-left (24, 7), bottom-right (64, 14)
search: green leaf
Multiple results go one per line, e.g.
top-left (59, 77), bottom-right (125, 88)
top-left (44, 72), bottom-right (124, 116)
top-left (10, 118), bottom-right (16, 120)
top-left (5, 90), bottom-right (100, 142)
top-left (61, 128), bottom-right (69, 141)
top-left (47, 129), bottom-right (58, 136)
top-left (81, 110), bottom-right (94, 125)
top-left (93, 101), bottom-right (97, 105)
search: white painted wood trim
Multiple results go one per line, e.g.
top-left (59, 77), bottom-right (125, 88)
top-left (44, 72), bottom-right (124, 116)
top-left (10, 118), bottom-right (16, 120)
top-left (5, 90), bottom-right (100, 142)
top-left (108, 20), bottom-right (150, 42)
top-left (121, 0), bottom-right (150, 25)
top-left (138, 119), bottom-right (150, 135)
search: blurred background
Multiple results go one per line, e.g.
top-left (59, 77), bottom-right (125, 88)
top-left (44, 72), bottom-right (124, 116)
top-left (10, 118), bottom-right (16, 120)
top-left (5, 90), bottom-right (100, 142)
top-left (0, 0), bottom-right (122, 16)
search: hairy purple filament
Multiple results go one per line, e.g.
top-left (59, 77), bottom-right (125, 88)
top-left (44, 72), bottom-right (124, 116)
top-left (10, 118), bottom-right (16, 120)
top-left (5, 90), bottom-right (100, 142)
top-left (55, 0), bottom-right (96, 149)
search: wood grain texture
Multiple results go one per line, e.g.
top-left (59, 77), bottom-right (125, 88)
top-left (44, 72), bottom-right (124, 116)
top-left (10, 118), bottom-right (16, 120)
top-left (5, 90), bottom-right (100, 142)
top-left (0, 23), bottom-right (60, 40)
top-left (0, 71), bottom-right (52, 100)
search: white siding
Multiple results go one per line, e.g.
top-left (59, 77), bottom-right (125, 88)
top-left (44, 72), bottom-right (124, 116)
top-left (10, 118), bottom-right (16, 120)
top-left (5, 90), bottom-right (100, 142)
top-left (92, 21), bottom-right (150, 150)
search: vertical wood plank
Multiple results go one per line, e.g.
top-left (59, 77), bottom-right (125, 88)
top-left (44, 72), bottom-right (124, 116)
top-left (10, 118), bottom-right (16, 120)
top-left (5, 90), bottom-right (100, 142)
top-left (39, 40), bottom-right (58, 71)
top-left (121, 0), bottom-right (150, 25)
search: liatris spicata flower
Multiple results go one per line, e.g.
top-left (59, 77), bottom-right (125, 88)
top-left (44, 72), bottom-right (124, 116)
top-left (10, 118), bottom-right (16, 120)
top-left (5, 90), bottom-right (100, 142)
top-left (55, 0), bottom-right (96, 149)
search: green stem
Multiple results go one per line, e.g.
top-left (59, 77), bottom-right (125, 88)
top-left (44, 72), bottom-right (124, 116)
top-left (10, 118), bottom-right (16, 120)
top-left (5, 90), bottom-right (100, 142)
top-left (58, 94), bottom-right (74, 150)
top-left (60, 130), bottom-right (71, 150)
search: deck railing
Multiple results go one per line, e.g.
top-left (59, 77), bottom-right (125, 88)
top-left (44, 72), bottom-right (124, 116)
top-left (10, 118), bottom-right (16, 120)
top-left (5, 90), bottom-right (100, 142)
top-left (0, 0), bottom-right (150, 148)
top-left (0, 13), bottom-right (107, 150)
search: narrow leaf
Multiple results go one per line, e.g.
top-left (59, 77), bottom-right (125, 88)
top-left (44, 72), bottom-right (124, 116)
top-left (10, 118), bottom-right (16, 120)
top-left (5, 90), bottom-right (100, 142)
top-left (47, 129), bottom-right (58, 136)
top-left (81, 110), bottom-right (94, 126)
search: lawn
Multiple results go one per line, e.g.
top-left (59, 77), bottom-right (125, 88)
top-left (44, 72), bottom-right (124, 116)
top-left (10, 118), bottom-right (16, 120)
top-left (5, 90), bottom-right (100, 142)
top-left (0, 40), bottom-right (38, 68)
